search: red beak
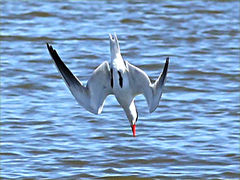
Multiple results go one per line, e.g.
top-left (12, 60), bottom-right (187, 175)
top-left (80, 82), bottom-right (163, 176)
top-left (131, 124), bottom-right (136, 137)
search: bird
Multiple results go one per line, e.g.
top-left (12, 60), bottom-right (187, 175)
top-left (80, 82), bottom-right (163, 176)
top-left (46, 33), bottom-right (169, 137)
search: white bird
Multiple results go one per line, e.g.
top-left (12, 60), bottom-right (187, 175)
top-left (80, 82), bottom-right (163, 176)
top-left (47, 33), bottom-right (169, 137)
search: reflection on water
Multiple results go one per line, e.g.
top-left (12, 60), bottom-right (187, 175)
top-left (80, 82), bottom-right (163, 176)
top-left (1, 0), bottom-right (240, 179)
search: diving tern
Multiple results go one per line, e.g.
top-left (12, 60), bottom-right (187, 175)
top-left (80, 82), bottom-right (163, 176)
top-left (47, 33), bottom-right (169, 137)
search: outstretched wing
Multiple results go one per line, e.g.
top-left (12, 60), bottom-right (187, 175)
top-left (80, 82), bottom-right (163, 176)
top-left (47, 43), bottom-right (112, 114)
top-left (126, 57), bottom-right (169, 113)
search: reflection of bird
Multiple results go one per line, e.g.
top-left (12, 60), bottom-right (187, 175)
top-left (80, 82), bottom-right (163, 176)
top-left (47, 33), bottom-right (169, 137)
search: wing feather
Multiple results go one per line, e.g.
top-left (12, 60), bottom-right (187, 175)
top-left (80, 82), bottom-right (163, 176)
top-left (126, 58), bottom-right (169, 113)
top-left (47, 43), bottom-right (112, 114)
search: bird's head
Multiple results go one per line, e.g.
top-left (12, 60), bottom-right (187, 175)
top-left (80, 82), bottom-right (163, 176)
top-left (124, 102), bottom-right (138, 137)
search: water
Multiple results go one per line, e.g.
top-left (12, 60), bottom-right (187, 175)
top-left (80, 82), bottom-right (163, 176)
top-left (1, 0), bottom-right (239, 179)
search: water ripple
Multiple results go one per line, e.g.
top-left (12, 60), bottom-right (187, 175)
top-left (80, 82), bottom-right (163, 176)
top-left (1, 0), bottom-right (239, 179)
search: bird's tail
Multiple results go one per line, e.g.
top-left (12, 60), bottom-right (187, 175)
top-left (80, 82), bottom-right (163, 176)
top-left (109, 33), bottom-right (121, 59)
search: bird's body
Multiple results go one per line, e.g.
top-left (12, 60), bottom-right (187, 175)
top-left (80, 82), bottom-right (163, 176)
top-left (111, 64), bottom-right (137, 125)
top-left (47, 33), bottom-right (169, 136)
top-left (110, 39), bottom-right (133, 113)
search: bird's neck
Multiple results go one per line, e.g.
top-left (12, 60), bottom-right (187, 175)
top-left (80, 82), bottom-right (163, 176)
top-left (123, 100), bottom-right (138, 126)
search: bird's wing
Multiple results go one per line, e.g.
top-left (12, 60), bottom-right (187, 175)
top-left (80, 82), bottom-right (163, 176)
top-left (126, 57), bottom-right (169, 113)
top-left (47, 43), bottom-right (112, 114)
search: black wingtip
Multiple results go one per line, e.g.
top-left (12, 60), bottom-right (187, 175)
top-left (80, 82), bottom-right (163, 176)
top-left (46, 43), bottom-right (52, 51)
top-left (165, 57), bottom-right (169, 69)
top-left (162, 57), bottom-right (169, 75)
top-left (166, 57), bottom-right (169, 63)
top-left (46, 43), bottom-right (56, 59)
top-left (46, 42), bottom-right (59, 64)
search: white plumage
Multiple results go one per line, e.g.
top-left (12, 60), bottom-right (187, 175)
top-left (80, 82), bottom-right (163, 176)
top-left (47, 33), bottom-right (169, 136)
